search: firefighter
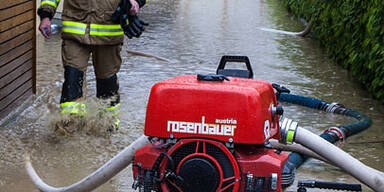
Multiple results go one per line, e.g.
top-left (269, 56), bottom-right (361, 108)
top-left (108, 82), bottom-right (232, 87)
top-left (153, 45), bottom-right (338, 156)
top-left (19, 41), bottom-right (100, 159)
top-left (37, 0), bottom-right (147, 130)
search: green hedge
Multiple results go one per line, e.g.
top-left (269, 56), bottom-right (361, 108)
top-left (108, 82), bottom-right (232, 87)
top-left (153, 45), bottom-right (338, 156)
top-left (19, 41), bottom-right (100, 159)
top-left (282, 0), bottom-right (384, 103)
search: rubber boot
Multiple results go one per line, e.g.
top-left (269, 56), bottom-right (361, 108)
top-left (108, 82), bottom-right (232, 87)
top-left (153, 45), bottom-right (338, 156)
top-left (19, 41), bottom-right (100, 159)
top-left (55, 66), bottom-right (86, 136)
top-left (60, 66), bottom-right (86, 115)
top-left (96, 74), bottom-right (120, 131)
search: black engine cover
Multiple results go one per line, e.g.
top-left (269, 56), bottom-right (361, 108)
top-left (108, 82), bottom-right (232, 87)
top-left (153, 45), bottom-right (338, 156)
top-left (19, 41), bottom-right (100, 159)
top-left (178, 157), bottom-right (220, 192)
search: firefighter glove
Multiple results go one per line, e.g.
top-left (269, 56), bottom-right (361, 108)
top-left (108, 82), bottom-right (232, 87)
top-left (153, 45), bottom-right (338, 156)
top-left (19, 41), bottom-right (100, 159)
top-left (124, 15), bottom-right (146, 39)
top-left (111, 0), bottom-right (149, 39)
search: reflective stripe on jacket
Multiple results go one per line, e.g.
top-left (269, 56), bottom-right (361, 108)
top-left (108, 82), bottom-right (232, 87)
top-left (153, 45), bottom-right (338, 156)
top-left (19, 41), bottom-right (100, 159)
top-left (62, 21), bottom-right (87, 35)
top-left (40, 0), bottom-right (60, 8)
top-left (62, 21), bottom-right (124, 36)
top-left (90, 24), bottom-right (124, 36)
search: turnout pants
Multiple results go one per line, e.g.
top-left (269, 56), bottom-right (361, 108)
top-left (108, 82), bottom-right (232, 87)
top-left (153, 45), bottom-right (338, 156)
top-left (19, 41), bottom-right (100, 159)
top-left (60, 39), bottom-right (122, 120)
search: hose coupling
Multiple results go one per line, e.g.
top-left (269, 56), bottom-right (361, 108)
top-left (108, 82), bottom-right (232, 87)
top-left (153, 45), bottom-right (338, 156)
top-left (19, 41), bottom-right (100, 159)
top-left (280, 118), bottom-right (298, 144)
top-left (325, 103), bottom-right (348, 114)
top-left (323, 127), bottom-right (346, 143)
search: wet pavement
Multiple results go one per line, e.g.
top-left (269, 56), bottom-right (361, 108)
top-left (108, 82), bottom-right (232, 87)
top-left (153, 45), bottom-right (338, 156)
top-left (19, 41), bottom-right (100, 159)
top-left (0, 0), bottom-right (383, 191)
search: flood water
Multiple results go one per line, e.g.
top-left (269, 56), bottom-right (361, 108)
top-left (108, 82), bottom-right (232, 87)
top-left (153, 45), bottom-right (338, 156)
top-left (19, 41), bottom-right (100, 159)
top-left (1, 0), bottom-right (383, 191)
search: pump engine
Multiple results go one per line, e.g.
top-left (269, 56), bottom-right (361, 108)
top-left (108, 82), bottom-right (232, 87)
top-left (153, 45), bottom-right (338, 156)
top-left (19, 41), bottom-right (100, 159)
top-left (132, 56), bottom-right (295, 192)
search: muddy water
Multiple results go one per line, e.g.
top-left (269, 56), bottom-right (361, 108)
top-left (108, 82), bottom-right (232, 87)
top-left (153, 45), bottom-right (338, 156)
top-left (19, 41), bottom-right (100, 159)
top-left (1, 0), bottom-right (383, 191)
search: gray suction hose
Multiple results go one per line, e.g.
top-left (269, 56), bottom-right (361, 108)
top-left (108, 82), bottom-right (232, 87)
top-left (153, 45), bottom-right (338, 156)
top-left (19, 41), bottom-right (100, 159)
top-left (258, 20), bottom-right (312, 37)
top-left (281, 123), bottom-right (384, 191)
top-left (269, 140), bottom-right (330, 164)
top-left (26, 135), bottom-right (149, 192)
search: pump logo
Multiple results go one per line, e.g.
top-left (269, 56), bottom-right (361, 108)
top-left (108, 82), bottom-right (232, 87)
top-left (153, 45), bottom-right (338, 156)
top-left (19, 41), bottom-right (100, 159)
top-left (264, 120), bottom-right (271, 139)
top-left (167, 116), bottom-right (236, 136)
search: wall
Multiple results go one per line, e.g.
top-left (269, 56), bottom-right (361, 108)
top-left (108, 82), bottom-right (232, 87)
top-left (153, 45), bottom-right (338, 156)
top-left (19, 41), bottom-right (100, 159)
top-left (0, 0), bottom-right (36, 120)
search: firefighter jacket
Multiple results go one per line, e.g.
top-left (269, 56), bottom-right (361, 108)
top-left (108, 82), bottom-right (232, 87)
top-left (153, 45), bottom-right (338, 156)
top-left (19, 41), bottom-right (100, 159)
top-left (38, 0), bottom-right (147, 45)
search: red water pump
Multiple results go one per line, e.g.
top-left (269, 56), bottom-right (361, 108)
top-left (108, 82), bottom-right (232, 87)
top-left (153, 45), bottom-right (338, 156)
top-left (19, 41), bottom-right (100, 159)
top-left (132, 56), bottom-right (294, 192)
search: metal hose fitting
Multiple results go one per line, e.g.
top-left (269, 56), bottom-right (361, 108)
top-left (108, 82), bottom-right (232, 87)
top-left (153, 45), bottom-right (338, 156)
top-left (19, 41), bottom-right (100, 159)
top-left (280, 118), bottom-right (299, 144)
top-left (325, 103), bottom-right (348, 114)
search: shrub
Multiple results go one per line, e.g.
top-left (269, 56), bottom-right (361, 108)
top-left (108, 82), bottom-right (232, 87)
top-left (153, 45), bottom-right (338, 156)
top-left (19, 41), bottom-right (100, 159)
top-left (282, 0), bottom-right (384, 103)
